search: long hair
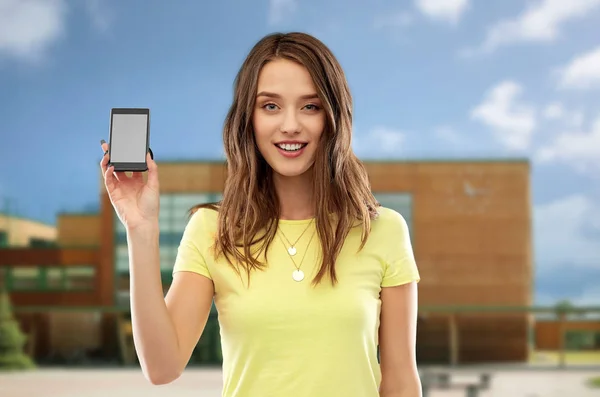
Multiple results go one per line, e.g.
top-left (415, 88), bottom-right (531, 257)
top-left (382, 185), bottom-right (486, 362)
top-left (191, 32), bottom-right (379, 286)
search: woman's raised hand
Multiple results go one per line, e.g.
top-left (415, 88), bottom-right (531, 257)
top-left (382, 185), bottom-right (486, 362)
top-left (99, 140), bottom-right (160, 231)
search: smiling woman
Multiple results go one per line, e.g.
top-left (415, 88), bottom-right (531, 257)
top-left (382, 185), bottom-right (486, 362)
top-left (99, 31), bottom-right (421, 397)
top-left (253, 59), bottom-right (326, 184)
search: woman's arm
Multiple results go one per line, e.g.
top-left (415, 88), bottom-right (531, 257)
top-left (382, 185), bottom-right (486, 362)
top-left (378, 281), bottom-right (422, 397)
top-left (128, 223), bottom-right (215, 385)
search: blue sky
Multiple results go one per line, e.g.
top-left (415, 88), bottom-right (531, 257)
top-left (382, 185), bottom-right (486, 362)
top-left (1, 0), bottom-right (599, 305)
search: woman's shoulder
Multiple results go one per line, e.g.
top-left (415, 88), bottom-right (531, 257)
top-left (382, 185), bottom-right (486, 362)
top-left (185, 204), bottom-right (220, 236)
top-left (371, 206), bottom-right (410, 234)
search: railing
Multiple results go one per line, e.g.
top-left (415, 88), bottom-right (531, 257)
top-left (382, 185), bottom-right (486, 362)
top-left (420, 371), bottom-right (491, 397)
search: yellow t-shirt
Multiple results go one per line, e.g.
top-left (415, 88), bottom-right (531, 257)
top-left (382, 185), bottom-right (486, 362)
top-left (172, 206), bottom-right (420, 397)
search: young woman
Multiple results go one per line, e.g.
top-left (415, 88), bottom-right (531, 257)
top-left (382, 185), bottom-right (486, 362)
top-left (100, 32), bottom-right (421, 397)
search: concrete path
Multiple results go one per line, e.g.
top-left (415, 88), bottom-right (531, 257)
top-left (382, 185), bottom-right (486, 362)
top-left (0, 367), bottom-right (598, 397)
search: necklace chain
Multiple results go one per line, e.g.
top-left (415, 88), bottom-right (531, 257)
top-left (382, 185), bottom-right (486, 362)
top-left (279, 219), bottom-right (314, 256)
top-left (277, 221), bottom-right (316, 282)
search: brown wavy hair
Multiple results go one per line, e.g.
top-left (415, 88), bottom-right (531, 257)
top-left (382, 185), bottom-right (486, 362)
top-left (192, 32), bottom-right (379, 286)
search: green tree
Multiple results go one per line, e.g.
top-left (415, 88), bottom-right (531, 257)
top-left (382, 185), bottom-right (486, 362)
top-left (0, 288), bottom-right (36, 370)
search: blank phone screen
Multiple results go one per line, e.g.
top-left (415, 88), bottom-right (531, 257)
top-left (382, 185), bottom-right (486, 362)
top-left (110, 113), bottom-right (148, 163)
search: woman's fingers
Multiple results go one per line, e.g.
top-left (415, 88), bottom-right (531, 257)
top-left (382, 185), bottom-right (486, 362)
top-left (100, 139), bottom-right (110, 174)
top-left (100, 139), bottom-right (118, 189)
top-left (146, 151), bottom-right (160, 191)
top-left (104, 163), bottom-right (117, 192)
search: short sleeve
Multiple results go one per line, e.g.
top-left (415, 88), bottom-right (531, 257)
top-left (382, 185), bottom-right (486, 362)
top-left (172, 209), bottom-right (213, 280)
top-left (381, 209), bottom-right (420, 288)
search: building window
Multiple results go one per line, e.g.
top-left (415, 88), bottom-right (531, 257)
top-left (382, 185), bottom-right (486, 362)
top-left (9, 267), bottom-right (41, 291)
top-left (565, 330), bottom-right (600, 350)
top-left (4, 266), bottom-right (95, 292)
top-left (64, 266), bottom-right (95, 290)
top-left (0, 230), bottom-right (8, 247)
top-left (45, 267), bottom-right (65, 289)
top-left (29, 237), bottom-right (57, 248)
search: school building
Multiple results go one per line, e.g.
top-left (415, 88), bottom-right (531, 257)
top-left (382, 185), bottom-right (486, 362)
top-left (1, 159), bottom-right (539, 364)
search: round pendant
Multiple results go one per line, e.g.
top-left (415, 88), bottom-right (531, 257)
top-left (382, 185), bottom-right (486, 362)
top-left (287, 246), bottom-right (297, 256)
top-left (292, 269), bottom-right (304, 282)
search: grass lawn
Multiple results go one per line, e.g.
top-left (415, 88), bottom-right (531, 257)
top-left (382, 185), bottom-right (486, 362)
top-left (588, 376), bottom-right (600, 388)
top-left (530, 350), bottom-right (600, 365)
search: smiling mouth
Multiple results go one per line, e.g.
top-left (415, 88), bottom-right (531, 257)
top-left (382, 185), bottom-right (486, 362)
top-left (275, 143), bottom-right (308, 152)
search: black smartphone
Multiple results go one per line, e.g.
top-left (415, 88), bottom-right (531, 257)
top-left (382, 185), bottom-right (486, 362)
top-left (108, 108), bottom-right (150, 172)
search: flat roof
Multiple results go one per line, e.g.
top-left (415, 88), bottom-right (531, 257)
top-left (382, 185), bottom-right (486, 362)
top-left (0, 213), bottom-right (56, 228)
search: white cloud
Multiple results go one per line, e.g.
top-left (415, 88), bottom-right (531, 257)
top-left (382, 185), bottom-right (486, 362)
top-left (470, 80), bottom-right (537, 151)
top-left (534, 194), bottom-right (600, 271)
top-left (465, 0), bottom-right (600, 55)
top-left (0, 0), bottom-right (113, 63)
top-left (542, 102), bottom-right (584, 128)
top-left (0, 0), bottom-right (68, 62)
top-left (556, 46), bottom-right (600, 90)
top-left (268, 0), bottom-right (296, 26)
top-left (543, 102), bottom-right (565, 120)
top-left (353, 126), bottom-right (407, 155)
top-left (414, 0), bottom-right (469, 24)
top-left (536, 115), bottom-right (600, 173)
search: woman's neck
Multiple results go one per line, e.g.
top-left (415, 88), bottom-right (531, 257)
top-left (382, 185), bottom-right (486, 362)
top-left (273, 171), bottom-right (315, 220)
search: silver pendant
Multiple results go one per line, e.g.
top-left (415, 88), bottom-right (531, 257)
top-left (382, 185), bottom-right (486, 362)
top-left (292, 269), bottom-right (304, 282)
top-left (288, 246), bottom-right (297, 256)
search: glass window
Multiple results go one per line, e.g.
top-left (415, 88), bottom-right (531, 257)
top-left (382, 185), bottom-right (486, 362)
top-left (65, 266), bottom-right (95, 290)
top-left (114, 213), bottom-right (126, 233)
top-left (114, 232), bottom-right (127, 245)
top-left (0, 231), bottom-right (8, 247)
top-left (159, 218), bottom-right (176, 233)
top-left (115, 289), bottom-right (130, 308)
top-left (159, 209), bottom-right (172, 222)
top-left (173, 212), bottom-right (192, 232)
top-left (29, 238), bottom-right (56, 248)
top-left (161, 245), bottom-right (179, 271)
top-left (46, 267), bottom-right (65, 289)
top-left (160, 194), bottom-right (175, 208)
top-left (116, 257), bottom-right (129, 273)
top-left (172, 193), bottom-right (213, 208)
top-left (159, 194), bottom-right (175, 230)
top-left (115, 244), bottom-right (130, 273)
top-left (159, 232), bottom-right (182, 246)
top-left (10, 267), bottom-right (41, 290)
top-left (159, 245), bottom-right (173, 265)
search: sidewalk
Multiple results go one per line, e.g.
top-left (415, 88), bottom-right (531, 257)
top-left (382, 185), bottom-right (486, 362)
top-left (0, 367), bottom-right (598, 397)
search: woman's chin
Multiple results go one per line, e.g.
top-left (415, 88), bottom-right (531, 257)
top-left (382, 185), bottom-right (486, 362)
top-left (271, 161), bottom-right (314, 179)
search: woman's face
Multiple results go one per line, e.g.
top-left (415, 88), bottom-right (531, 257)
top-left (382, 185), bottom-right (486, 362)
top-left (252, 58), bottom-right (326, 178)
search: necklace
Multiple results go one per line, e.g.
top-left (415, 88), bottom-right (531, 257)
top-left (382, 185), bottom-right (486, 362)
top-left (277, 228), bottom-right (316, 282)
top-left (279, 219), bottom-right (314, 256)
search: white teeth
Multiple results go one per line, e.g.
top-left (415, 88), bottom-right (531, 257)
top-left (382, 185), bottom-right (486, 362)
top-left (277, 143), bottom-right (304, 151)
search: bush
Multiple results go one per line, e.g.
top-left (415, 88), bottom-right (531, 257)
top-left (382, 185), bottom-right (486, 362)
top-left (0, 289), bottom-right (36, 371)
